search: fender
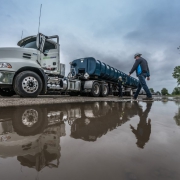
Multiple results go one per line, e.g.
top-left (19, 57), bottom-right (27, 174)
top-left (83, 80), bottom-right (107, 89)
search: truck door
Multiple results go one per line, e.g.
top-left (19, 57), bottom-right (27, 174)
top-left (36, 33), bottom-right (60, 75)
top-left (40, 40), bottom-right (60, 74)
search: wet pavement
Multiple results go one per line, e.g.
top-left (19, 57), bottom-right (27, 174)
top-left (0, 101), bottom-right (180, 180)
top-left (0, 95), bottom-right (166, 107)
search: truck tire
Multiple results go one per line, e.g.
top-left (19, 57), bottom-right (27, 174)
top-left (0, 88), bottom-right (15, 97)
top-left (100, 84), bottom-right (109, 97)
top-left (14, 71), bottom-right (43, 97)
top-left (12, 107), bottom-right (47, 136)
top-left (90, 82), bottom-right (100, 97)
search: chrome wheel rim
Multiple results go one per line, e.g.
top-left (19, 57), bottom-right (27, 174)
top-left (22, 76), bottom-right (38, 93)
top-left (94, 84), bottom-right (100, 94)
top-left (130, 89), bottom-right (133, 96)
top-left (103, 85), bottom-right (108, 95)
top-left (22, 109), bottom-right (38, 127)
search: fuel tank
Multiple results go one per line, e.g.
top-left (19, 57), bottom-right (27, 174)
top-left (71, 57), bottom-right (139, 87)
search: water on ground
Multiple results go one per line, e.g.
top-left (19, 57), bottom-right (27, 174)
top-left (0, 101), bottom-right (180, 180)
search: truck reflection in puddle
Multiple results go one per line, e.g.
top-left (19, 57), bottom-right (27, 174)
top-left (70, 101), bottom-right (145, 141)
top-left (0, 101), bottom-right (152, 172)
top-left (0, 106), bottom-right (66, 171)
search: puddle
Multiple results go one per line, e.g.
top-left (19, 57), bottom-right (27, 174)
top-left (0, 101), bottom-right (180, 180)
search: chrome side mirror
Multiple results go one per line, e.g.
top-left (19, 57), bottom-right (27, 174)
top-left (36, 33), bottom-right (46, 52)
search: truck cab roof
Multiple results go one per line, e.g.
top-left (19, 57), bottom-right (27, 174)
top-left (17, 35), bottom-right (57, 50)
top-left (17, 35), bottom-right (36, 47)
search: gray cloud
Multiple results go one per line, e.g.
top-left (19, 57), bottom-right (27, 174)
top-left (0, 0), bottom-right (180, 93)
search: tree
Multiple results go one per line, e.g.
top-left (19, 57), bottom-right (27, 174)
top-left (172, 66), bottom-right (180, 85)
top-left (161, 88), bottom-right (169, 95)
top-left (172, 87), bottom-right (180, 95)
top-left (156, 91), bottom-right (161, 95)
top-left (149, 88), bottom-right (154, 93)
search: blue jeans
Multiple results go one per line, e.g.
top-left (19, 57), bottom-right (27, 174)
top-left (134, 73), bottom-right (152, 99)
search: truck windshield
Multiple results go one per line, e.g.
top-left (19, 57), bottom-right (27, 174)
top-left (20, 37), bottom-right (56, 51)
top-left (20, 38), bottom-right (37, 49)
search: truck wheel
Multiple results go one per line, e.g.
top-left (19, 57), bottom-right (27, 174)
top-left (90, 82), bottom-right (100, 97)
top-left (100, 84), bottom-right (109, 97)
top-left (12, 107), bottom-right (47, 136)
top-left (0, 88), bottom-right (15, 97)
top-left (14, 71), bottom-right (42, 97)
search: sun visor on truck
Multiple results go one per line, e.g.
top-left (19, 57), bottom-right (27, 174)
top-left (17, 36), bottom-right (36, 47)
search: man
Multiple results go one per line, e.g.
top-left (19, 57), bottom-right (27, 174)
top-left (118, 76), bottom-right (123, 98)
top-left (129, 53), bottom-right (153, 100)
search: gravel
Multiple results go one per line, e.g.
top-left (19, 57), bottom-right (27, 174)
top-left (0, 95), bottom-right (177, 107)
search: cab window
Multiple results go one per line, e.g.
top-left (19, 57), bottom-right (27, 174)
top-left (21, 38), bottom-right (37, 49)
top-left (21, 38), bottom-right (56, 51)
top-left (43, 41), bottom-right (56, 51)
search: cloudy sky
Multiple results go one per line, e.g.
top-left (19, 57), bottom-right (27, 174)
top-left (0, 0), bottom-right (180, 93)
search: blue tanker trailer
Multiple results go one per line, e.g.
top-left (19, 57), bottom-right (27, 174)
top-left (69, 57), bottom-right (138, 97)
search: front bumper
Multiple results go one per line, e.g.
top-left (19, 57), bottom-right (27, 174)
top-left (0, 71), bottom-right (15, 85)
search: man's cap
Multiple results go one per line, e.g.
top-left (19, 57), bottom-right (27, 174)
top-left (119, 76), bottom-right (122, 79)
top-left (134, 53), bottom-right (142, 59)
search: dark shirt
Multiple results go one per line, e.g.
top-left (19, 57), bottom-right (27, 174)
top-left (129, 57), bottom-right (150, 77)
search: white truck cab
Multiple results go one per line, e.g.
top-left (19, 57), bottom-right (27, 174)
top-left (0, 33), bottom-right (80, 97)
top-left (18, 34), bottom-right (62, 75)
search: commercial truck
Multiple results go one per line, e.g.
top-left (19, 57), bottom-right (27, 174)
top-left (0, 33), bottom-right (139, 97)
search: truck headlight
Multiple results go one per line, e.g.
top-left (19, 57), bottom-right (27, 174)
top-left (0, 63), bottom-right (12, 68)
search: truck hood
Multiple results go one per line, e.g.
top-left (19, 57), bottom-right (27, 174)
top-left (0, 47), bottom-right (39, 61)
